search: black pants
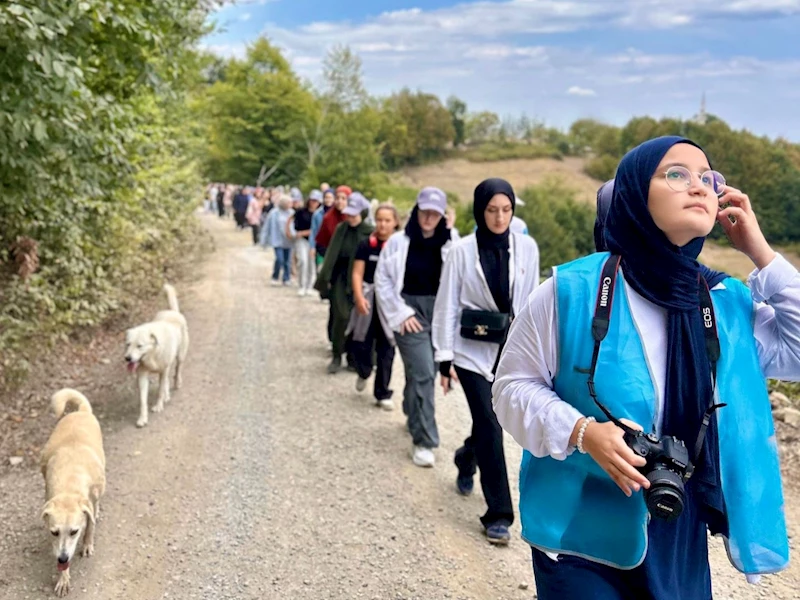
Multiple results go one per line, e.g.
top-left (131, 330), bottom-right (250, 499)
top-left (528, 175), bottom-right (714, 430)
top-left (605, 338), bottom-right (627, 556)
top-left (531, 502), bottom-right (712, 599)
top-left (454, 366), bottom-right (514, 527)
top-left (351, 308), bottom-right (395, 400)
top-left (251, 224), bottom-right (260, 245)
top-left (234, 211), bottom-right (246, 228)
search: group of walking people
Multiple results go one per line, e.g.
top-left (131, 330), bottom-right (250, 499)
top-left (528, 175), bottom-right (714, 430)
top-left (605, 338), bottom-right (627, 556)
top-left (240, 177), bottom-right (538, 547)
top-left (215, 132), bottom-right (800, 599)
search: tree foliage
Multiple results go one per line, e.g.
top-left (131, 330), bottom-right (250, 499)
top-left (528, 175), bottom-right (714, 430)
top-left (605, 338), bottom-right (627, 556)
top-left (377, 89), bottom-right (454, 169)
top-left (0, 0), bottom-right (210, 387)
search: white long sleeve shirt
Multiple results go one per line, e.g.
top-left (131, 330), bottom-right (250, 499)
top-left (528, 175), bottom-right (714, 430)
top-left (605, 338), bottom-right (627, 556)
top-left (432, 233), bottom-right (540, 381)
top-left (374, 229), bottom-right (459, 343)
top-left (492, 253), bottom-right (800, 462)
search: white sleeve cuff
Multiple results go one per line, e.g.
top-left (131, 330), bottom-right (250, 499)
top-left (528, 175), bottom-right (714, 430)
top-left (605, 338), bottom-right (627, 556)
top-left (748, 254), bottom-right (798, 303)
top-left (544, 401), bottom-right (585, 460)
top-left (434, 350), bottom-right (454, 363)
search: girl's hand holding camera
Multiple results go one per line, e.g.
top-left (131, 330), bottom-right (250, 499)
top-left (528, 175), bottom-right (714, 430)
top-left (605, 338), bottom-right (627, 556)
top-left (572, 418), bottom-right (650, 497)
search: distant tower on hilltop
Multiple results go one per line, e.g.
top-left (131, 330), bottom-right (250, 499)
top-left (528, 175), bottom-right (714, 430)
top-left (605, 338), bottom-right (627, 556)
top-left (692, 92), bottom-right (708, 125)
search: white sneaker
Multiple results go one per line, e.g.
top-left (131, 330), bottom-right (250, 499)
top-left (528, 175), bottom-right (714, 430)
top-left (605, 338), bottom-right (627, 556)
top-left (298, 288), bottom-right (306, 297)
top-left (377, 399), bottom-right (395, 411)
top-left (356, 377), bottom-right (367, 392)
top-left (412, 445), bottom-right (435, 468)
top-left (270, 280), bottom-right (280, 287)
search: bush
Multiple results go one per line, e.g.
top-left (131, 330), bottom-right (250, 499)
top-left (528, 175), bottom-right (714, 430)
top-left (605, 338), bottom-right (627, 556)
top-left (584, 155), bottom-right (618, 181)
top-left (463, 143), bottom-right (563, 163)
top-left (517, 177), bottom-right (596, 272)
top-left (0, 0), bottom-right (209, 390)
top-left (370, 182), bottom-right (420, 213)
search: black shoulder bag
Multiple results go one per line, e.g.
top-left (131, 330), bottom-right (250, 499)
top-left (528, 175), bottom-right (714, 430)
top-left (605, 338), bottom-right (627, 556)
top-left (459, 237), bottom-right (516, 345)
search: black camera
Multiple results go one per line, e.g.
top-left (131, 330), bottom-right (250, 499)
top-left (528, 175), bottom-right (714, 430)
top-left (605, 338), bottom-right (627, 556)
top-left (624, 430), bottom-right (691, 521)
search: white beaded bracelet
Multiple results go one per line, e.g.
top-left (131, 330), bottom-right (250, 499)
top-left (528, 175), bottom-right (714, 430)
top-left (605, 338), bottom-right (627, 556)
top-left (577, 417), bottom-right (596, 454)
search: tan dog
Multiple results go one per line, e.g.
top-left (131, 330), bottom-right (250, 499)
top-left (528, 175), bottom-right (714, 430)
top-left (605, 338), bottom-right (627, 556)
top-left (40, 389), bottom-right (106, 597)
top-left (124, 284), bottom-right (189, 427)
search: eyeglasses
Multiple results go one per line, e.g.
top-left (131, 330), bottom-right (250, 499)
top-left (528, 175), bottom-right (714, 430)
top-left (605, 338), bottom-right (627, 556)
top-left (662, 166), bottom-right (726, 196)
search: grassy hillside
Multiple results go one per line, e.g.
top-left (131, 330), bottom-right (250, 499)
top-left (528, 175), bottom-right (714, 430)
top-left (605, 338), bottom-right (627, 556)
top-left (393, 157), bottom-right (799, 280)
top-left (392, 156), bottom-right (600, 206)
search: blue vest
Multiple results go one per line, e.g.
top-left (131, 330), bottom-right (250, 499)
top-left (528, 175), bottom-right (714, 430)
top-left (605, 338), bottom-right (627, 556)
top-left (518, 252), bottom-right (788, 574)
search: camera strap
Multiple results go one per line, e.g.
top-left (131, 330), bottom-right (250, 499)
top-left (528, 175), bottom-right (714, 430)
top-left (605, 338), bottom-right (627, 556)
top-left (586, 255), bottom-right (726, 468)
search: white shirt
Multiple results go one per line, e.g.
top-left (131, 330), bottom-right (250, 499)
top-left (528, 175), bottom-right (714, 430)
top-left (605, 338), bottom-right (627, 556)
top-left (492, 253), bottom-right (800, 462)
top-left (432, 233), bottom-right (540, 381)
top-left (374, 229), bottom-right (460, 344)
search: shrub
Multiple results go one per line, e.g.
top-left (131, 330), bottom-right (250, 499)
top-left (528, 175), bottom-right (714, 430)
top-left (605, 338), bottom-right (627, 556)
top-left (584, 155), bottom-right (618, 181)
top-left (463, 143), bottom-right (563, 163)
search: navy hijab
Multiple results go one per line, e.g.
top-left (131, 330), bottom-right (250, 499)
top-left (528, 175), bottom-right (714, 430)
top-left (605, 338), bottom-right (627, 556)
top-left (604, 136), bottom-right (729, 534)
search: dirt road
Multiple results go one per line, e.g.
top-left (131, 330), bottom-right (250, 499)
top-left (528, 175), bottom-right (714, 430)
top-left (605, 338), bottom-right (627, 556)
top-left (1, 214), bottom-right (798, 599)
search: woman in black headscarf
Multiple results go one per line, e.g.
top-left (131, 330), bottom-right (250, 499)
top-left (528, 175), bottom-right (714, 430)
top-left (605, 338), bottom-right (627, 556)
top-left (432, 178), bottom-right (541, 545)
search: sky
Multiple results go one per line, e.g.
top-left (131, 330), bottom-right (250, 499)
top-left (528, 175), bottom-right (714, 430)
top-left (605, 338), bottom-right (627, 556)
top-left (203, 0), bottom-right (800, 141)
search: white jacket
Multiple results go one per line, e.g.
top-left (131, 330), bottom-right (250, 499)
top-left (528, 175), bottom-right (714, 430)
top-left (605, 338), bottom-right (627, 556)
top-left (375, 229), bottom-right (459, 345)
top-left (432, 233), bottom-right (540, 381)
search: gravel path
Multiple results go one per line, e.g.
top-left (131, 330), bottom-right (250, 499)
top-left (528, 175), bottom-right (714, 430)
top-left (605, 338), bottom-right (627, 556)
top-left (1, 214), bottom-right (798, 599)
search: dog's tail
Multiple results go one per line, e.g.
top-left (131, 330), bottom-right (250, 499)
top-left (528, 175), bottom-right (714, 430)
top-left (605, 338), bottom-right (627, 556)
top-left (51, 389), bottom-right (92, 418)
top-left (164, 283), bottom-right (180, 313)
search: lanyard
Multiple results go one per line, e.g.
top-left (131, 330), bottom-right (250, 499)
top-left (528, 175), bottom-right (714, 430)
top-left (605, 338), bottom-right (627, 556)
top-left (586, 255), bottom-right (725, 467)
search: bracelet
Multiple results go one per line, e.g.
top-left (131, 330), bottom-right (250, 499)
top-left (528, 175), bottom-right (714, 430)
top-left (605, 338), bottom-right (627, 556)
top-left (577, 417), bottom-right (596, 454)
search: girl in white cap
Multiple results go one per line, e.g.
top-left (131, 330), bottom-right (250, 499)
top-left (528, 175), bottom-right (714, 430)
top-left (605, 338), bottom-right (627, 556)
top-left (375, 187), bottom-right (459, 467)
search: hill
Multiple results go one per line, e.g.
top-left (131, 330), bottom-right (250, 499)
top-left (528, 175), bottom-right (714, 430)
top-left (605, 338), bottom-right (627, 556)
top-left (393, 156), bottom-right (799, 280)
top-left (392, 156), bottom-right (601, 206)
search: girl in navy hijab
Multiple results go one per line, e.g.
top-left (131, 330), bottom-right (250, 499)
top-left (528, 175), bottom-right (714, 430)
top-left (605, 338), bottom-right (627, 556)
top-left (493, 136), bottom-right (800, 599)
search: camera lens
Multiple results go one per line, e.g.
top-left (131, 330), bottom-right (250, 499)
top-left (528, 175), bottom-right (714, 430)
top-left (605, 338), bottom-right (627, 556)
top-left (645, 468), bottom-right (685, 521)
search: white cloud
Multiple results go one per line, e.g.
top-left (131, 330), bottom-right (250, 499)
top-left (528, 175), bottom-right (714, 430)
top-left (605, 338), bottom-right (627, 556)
top-left (204, 0), bottom-right (800, 138)
top-left (201, 42), bottom-right (247, 59)
top-left (567, 86), bottom-right (597, 97)
top-left (240, 12), bottom-right (251, 21)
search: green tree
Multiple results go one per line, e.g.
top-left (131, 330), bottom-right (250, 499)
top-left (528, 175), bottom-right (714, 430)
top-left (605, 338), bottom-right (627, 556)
top-left (447, 96), bottom-right (467, 147)
top-left (466, 111), bottom-right (500, 144)
top-left (199, 38), bottom-right (317, 185)
top-left (569, 119), bottom-right (621, 156)
top-left (0, 0), bottom-right (210, 387)
top-left (321, 45), bottom-right (369, 112)
top-left (304, 45), bottom-right (382, 190)
top-left (377, 89), bottom-right (454, 169)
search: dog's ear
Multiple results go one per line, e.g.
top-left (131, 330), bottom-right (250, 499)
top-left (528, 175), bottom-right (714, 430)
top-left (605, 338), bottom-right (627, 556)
top-left (81, 501), bottom-right (95, 525)
top-left (41, 500), bottom-right (54, 522)
top-left (150, 333), bottom-right (159, 347)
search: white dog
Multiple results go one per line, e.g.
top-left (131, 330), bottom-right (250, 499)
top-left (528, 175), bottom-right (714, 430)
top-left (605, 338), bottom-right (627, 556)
top-left (124, 284), bottom-right (189, 427)
top-left (41, 389), bottom-right (106, 597)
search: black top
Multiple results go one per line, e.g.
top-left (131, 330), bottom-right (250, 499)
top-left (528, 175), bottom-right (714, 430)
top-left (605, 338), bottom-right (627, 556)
top-left (354, 237), bottom-right (386, 284)
top-left (294, 208), bottom-right (313, 232)
top-left (401, 205), bottom-right (451, 296)
top-left (403, 242), bottom-right (443, 296)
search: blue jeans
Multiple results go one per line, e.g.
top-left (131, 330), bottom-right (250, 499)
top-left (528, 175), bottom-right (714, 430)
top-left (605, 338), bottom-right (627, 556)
top-left (272, 247), bottom-right (291, 282)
